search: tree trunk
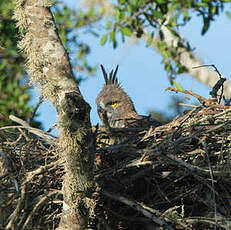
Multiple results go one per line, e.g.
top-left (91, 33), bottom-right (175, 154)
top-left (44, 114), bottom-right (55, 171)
top-left (14, 1), bottom-right (95, 229)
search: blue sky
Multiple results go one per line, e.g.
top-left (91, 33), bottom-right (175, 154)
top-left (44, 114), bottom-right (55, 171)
top-left (30, 1), bottom-right (231, 135)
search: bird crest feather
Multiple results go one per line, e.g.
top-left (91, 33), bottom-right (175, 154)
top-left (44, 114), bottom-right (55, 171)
top-left (100, 64), bottom-right (119, 85)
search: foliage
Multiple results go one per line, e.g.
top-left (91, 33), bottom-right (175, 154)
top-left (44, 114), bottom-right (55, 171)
top-left (53, 4), bottom-right (104, 82)
top-left (2, 0), bottom-right (231, 127)
top-left (0, 1), bottom-right (102, 128)
top-left (100, 0), bottom-right (231, 78)
top-left (0, 0), bottom-right (35, 127)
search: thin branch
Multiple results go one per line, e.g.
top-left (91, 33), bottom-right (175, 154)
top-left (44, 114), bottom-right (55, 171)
top-left (163, 154), bottom-right (231, 177)
top-left (193, 64), bottom-right (226, 103)
top-left (29, 96), bottom-right (43, 124)
top-left (185, 217), bottom-right (230, 230)
top-left (8, 115), bottom-right (57, 142)
top-left (199, 140), bottom-right (217, 230)
top-left (102, 191), bottom-right (174, 229)
top-left (166, 87), bottom-right (216, 106)
top-left (5, 185), bottom-right (26, 230)
top-left (21, 190), bottom-right (62, 230)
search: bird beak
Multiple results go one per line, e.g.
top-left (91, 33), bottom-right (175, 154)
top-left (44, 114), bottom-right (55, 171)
top-left (97, 105), bottom-right (107, 117)
top-left (97, 105), bottom-right (103, 113)
top-left (97, 101), bottom-right (106, 112)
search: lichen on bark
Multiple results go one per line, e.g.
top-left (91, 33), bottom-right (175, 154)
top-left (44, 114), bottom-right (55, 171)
top-left (13, 0), bottom-right (96, 229)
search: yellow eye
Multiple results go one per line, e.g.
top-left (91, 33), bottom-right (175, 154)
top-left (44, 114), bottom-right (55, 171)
top-left (111, 102), bottom-right (117, 108)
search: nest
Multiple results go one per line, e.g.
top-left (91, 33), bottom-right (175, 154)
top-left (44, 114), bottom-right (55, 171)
top-left (95, 103), bottom-right (231, 229)
top-left (0, 119), bottom-right (63, 230)
top-left (1, 101), bottom-right (231, 229)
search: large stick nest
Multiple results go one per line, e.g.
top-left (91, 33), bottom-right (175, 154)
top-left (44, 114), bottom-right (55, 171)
top-left (1, 99), bottom-right (231, 229)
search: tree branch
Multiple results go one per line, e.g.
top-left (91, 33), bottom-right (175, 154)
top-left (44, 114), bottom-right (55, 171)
top-left (85, 0), bottom-right (231, 97)
top-left (142, 28), bottom-right (231, 98)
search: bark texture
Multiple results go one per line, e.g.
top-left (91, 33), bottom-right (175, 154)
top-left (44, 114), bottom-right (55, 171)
top-left (14, 1), bottom-right (95, 229)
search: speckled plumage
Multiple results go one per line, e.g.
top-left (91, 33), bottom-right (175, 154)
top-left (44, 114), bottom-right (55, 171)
top-left (96, 65), bottom-right (161, 129)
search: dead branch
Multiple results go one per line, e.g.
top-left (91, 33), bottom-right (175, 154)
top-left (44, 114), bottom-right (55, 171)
top-left (102, 191), bottom-right (173, 229)
top-left (21, 190), bottom-right (62, 230)
top-left (8, 115), bottom-right (57, 142)
top-left (166, 87), bottom-right (216, 106)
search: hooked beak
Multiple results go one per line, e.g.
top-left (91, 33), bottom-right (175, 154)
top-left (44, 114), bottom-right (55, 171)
top-left (97, 101), bottom-right (106, 113)
top-left (97, 104), bottom-right (104, 113)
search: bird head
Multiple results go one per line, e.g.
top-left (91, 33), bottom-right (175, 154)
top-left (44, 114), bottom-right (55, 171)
top-left (96, 65), bottom-right (137, 128)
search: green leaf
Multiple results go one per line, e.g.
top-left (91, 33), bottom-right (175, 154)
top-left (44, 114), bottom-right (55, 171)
top-left (119, 0), bottom-right (126, 4)
top-left (201, 17), bottom-right (210, 35)
top-left (156, 0), bottom-right (167, 3)
top-left (152, 10), bottom-right (163, 19)
top-left (99, 7), bottom-right (105, 16)
top-left (197, 2), bottom-right (208, 7)
top-left (211, 6), bottom-right (217, 15)
top-left (120, 10), bottom-right (126, 21)
top-left (146, 32), bottom-right (154, 47)
top-left (127, 5), bottom-right (133, 13)
top-left (168, 14), bottom-right (177, 27)
top-left (115, 9), bottom-right (120, 22)
top-left (106, 21), bottom-right (112, 29)
top-left (110, 31), bottom-right (115, 42)
top-left (226, 11), bottom-right (231, 20)
top-left (100, 33), bottom-right (108, 46)
top-left (121, 27), bottom-right (132, 36)
top-left (173, 81), bottom-right (183, 91)
top-left (113, 39), bottom-right (117, 49)
top-left (183, 11), bottom-right (190, 22)
top-left (130, 0), bottom-right (137, 6)
top-left (162, 50), bottom-right (168, 59)
top-left (88, 8), bottom-right (94, 18)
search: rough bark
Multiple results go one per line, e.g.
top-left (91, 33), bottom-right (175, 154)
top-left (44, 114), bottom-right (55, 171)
top-left (14, 1), bottom-right (95, 229)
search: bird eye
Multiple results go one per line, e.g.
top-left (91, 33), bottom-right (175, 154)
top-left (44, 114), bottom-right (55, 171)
top-left (111, 102), bottom-right (117, 108)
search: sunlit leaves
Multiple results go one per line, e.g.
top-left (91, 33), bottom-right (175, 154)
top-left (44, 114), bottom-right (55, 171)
top-left (197, 2), bottom-right (209, 7)
top-left (183, 11), bottom-right (191, 23)
top-left (110, 31), bottom-right (115, 42)
top-left (173, 80), bottom-right (183, 91)
top-left (54, 4), bottom-right (103, 78)
top-left (146, 31), bottom-right (154, 47)
top-left (100, 33), bottom-right (108, 45)
top-left (108, 0), bottom-right (229, 46)
top-left (106, 21), bottom-right (112, 29)
top-left (115, 8), bottom-right (120, 22)
top-left (156, 0), bottom-right (168, 4)
top-left (0, 0), bottom-right (38, 127)
top-left (151, 9), bottom-right (163, 19)
top-left (226, 11), bottom-right (231, 20)
top-left (98, 0), bottom-right (230, 79)
top-left (99, 7), bottom-right (105, 16)
top-left (120, 27), bottom-right (132, 36)
top-left (118, 0), bottom-right (127, 4)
